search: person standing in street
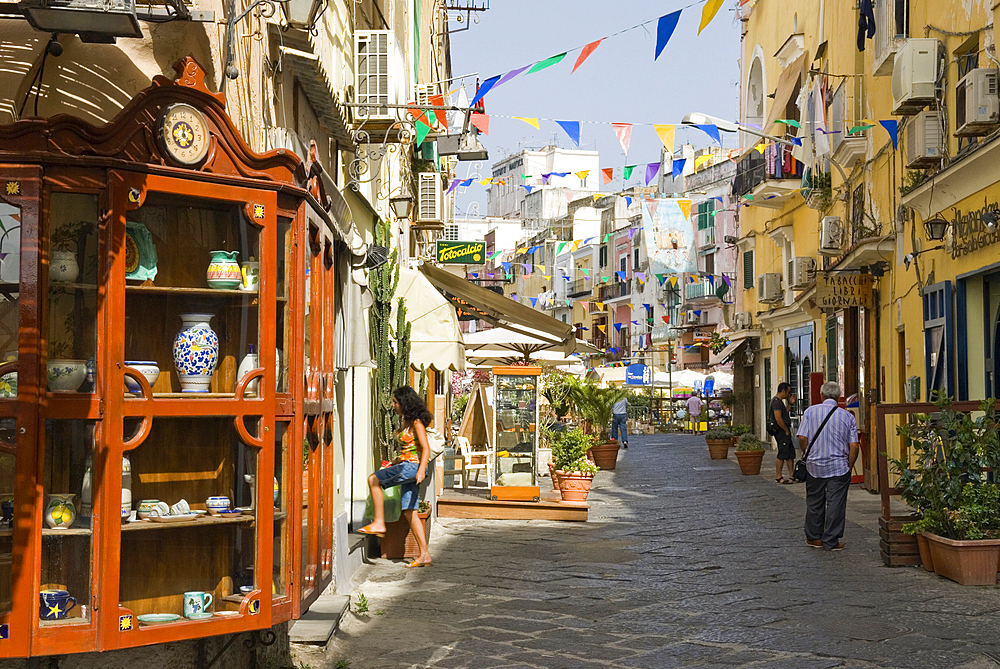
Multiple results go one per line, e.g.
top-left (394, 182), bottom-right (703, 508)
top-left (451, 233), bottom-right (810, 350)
top-left (770, 383), bottom-right (795, 484)
top-left (611, 394), bottom-right (628, 448)
top-left (686, 392), bottom-right (703, 435)
top-left (796, 381), bottom-right (859, 551)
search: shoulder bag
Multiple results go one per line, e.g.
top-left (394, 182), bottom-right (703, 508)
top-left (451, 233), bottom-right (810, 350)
top-left (423, 426), bottom-right (447, 460)
top-left (793, 405), bottom-right (837, 482)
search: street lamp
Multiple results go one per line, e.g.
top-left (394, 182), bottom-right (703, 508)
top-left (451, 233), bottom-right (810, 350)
top-left (389, 194), bottom-right (413, 221)
top-left (923, 215), bottom-right (949, 241)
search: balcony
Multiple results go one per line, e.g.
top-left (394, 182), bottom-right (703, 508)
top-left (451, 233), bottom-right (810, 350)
top-left (566, 278), bottom-right (592, 298)
top-left (684, 280), bottom-right (721, 306)
top-left (733, 144), bottom-right (804, 209)
top-left (599, 281), bottom-right (630, 302)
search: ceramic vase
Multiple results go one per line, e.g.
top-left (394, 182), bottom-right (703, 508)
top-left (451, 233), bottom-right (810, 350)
top-left (206, 250), bottom-right (241, 289)
top-left (173, 313), bottom-right (219, 393)
top-left (44, 493), bottom-right (77, 529)
top-left (240, 258), bottom-right (259, 292)
top-left (46, 359), bottom-right (87, 393)
top-left (49, 249), bottom-right (79, 283)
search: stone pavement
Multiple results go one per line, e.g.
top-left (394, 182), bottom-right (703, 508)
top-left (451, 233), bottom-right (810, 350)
top-left (296, 434), bottom-right (1000, 669)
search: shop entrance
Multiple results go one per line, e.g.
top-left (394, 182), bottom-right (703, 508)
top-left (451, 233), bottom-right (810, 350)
top-left (983, 273), bottom-right (1000, 398)
top-left (785, 325), bottom-right (813, 427)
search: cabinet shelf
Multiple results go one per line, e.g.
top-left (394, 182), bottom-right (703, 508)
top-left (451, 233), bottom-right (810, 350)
top-left (0, 527), bottom-right (93, 537)
top-left (125, 285), bottom-right (260, 300)
top-left (121, 515), bottom-right (254, 531)
top-left (49, 281), bottom-right (97, 291)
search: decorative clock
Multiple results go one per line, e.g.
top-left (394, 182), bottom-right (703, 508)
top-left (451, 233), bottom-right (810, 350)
top-left (158, 103), bottom-right (210, 166)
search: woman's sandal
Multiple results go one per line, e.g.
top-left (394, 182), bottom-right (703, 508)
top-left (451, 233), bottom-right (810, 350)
top-left (405, 559), bottom-right (432, 568)
top-left (357, 524), bottom-right (385, 538)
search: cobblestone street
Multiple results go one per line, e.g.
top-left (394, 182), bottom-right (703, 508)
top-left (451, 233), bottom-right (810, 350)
top-left (300, 434), bottom-right (1000, 669)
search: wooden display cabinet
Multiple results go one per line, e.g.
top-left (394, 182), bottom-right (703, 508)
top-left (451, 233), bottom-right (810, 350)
top-left (0, 58), bottom-right (340, 657)
top-left (490, 367), bottom-right (541, 503)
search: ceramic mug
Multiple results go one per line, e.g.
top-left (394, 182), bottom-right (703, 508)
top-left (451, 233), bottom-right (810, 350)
top-left (170, 499), bottom-right (190, 516)
top-left (205, 496), bottom-right (230, 515)
top-left (39, 589), bottom-right (76, 620)
top-left (139, 500), bottom-right (170, 518)
top-left (183, 591), bottom-right (213, 618)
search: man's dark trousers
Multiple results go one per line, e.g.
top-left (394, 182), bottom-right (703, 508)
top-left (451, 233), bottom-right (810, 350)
top-left (805, 471), bottom-right (851, 549)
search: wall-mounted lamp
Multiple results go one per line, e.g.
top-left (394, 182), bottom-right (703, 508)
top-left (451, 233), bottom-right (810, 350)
top-left (389, 194), bottom-right (413, 220)
top-left (923, 216), bottom-right (949, 241)
top-left (983, 209), bottom-right (998, 232)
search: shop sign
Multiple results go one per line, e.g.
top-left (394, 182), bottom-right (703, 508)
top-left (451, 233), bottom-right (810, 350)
top-left (651, 325), bottom-right (676, 344)
top-left (815, 273), bottom-right (873, 308)
top-left (950, 202), bottom-right (1000, 258)
top-left (626, 363), bottom-right (651, 386)
top-left (436, 241), bottom-right (485, 264)
top-left (693, 331), bottom-right (712, 342)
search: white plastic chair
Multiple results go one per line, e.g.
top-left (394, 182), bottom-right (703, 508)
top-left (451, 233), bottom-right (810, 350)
top-left (457, 436), bottom-right (489, 486)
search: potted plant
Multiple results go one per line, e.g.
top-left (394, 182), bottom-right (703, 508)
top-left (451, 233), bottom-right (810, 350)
top-left (893, 398), bottom-right (1000, 585)
top-left (551, 427), bottom-right (597, 503)
top-left (570, 380), bottom-right (629, 470)
top-left (730, 422), bottom-right (751, 448)
top-left (704, 426), bottom-right (734, 460)
top-left (734, 434), bottom-right (766, 475)
top-left (380, 500), bottom-right (432, 560)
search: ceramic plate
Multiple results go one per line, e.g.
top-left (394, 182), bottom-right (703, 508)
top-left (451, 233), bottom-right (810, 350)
top-left (137, 614), bottom-right (181, 625)
top-left (235, 507), bottom-right (253, 515)
top-left (149, 513), bottom-right (199, 523)
top-left (192, 510), bottom-right (207, 516)
top-left (125, 221), bottom-right (158, 282)
top-left (186, 612), bottom-right (213, 620)
top-left (216, 511), bottom-right (241, 518)
top-left (214, 611), bottom-right (240, 618)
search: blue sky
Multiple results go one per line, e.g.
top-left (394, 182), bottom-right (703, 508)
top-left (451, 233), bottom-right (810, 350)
top-left (447, 0), bottom-right (742, 217)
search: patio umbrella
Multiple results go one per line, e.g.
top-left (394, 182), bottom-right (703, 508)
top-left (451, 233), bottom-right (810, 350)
top-left (463, 326), bottom-right (601, 361)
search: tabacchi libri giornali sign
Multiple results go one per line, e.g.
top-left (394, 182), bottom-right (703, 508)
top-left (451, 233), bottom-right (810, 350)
top-left (436, 241), bottom-right (485, 264)
top-left (815, 273), bottom-right (873, 309)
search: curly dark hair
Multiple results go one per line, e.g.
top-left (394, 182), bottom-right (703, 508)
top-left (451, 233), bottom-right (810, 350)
top-left (393, 386), bottom-right (433, 426)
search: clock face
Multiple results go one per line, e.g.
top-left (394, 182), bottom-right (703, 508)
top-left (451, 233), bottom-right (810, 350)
top-left (159, 103), bottom-right (210, 166)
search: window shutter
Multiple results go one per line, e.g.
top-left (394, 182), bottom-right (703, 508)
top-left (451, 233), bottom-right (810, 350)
top-left (922, 281), bottom-right (953, 401)
top-left (743, 250), bottom-right (754, 289)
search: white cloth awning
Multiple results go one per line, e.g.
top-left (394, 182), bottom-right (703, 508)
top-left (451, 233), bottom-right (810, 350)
top-left (709, 339), bottom-right (744, 366)
top-left (395, 268), bottom-right (465, 371)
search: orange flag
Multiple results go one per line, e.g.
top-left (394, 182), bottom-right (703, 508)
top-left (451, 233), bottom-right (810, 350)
top-left (428, 93), bottom-right (448, 131)
top-left (601, 168), bottom-right (614, 185)
top-left (572, 38), bottom-right (603, 74)
top-left (471, 113), bottom-right (489, 135)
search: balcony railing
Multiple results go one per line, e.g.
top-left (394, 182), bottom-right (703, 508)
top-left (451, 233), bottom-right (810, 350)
top-left (684, 281), bottom-right (719, 302)
top-left (567, 278), bottom-right (592, 297)
top-left (599, 281), bottom-right (630, 301)
top-left (733, 143), bottom-right (804, 207)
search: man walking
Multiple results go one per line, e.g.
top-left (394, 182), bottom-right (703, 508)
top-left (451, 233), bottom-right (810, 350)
top-left (796, 382), bottom-right (859, 551)
top-left (686, 392), bottom-right (703, 435)
top-left (611, 394), bottom-right (628, 449)
top-left (770, 383), bottom-right (795, 483)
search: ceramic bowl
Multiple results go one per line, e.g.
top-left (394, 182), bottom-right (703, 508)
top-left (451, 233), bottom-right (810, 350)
top-left (136, 499), bottom-right (161, 520)
top-left (124, 361), bottom-right (160, 393)
top-left (187, 612), bottom-right (213, 620)
top-left (205, 496), bottom-right (230, 515)
top-left (239, 586), bottom-right (253, 594)
top-left (46, 359), bottom-right (87, 393)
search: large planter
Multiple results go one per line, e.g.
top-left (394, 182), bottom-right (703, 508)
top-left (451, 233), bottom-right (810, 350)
top-left (558, 471), bottom-right (593, 505)
top-left (923, 531), bottom-right (1000, 585)
top-left (588, 442), bottom-right (620, 470)
top-left (915, 532), bottom-right (934, 573)
top-left (380, 510), bottom-right (431, 559)
top-left (173, 313), bottom-right (219, 392)
top-left (706, 439), bottom-right (730, 460)
top-left (734, 449), bottom-right (765, 475)
top-left (548, 463), bottom-right (561, 491)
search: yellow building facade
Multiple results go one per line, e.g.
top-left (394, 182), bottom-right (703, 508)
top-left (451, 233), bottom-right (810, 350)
top-left (735, 0), bottom-right (999, 486)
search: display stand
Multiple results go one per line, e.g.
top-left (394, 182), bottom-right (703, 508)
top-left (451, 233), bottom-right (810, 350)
top-left (490, 367), bottom-right (540, 503)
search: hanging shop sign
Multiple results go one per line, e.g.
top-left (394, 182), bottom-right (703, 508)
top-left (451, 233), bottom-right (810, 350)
top-left (815, 273), bottom-right (873, 309)
top-left (437, 241), bottom-right (485, 264)
top-left (626, 363), bottom-right (652, 386)
top-left (950, 202), bottom-right (1000, 259)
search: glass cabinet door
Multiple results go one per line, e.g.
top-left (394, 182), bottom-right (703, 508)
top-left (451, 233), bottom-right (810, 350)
top-left (493, 374), bottom-right (538, 486)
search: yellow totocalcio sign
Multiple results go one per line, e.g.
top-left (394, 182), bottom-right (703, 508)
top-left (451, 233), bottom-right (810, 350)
top-left (436, 241), bottom-right (485, 264)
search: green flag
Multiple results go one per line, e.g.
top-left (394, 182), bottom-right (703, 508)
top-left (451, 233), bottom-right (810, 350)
top-left (623, 165), bottom-right (636, 180)
top-left (527, 53), bottom-right (567, 74)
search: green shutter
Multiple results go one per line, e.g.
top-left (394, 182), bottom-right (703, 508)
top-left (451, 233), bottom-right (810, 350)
top-left (743, 250), bottom-right (754, 289)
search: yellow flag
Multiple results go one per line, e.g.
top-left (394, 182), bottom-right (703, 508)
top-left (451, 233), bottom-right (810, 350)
top-left (695, 154), bottom-right (712, 169)
top-left (517, 247), bottom-right (529, 253)
top-left (571, 240), bottom-right (582, 251)
top-left (654, 125), bottom-right (675, 153)
top-left (542, 275), bottom-right (551, 280)
top-left (596, 301), bottom-right (604, 310)
top-left (699, 0), bottom-right (725, 34)
top-left (670, 277), bottom-right (678, 287)
top-left (513, 117), bottom-right (540, 128)
top-left (537, 265), bottom-right (546, 271)
top-left (597, 324), bottom-right (606, 333)
top-left (479, 178), bottom-right (493, 185)
top-left (574, 170), bottom-right (590, 180)
top-left (677, 199), bottom-right (692, 221)
top-left (755, 143), bottom-right (766, 154)
top-left (592, 193), bottom-right (604, 202)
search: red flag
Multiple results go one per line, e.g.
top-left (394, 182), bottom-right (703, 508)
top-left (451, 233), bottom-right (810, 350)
top-left (428, 93), bottom-right (448, 131)
top-left (662, 315), bottom-right (670, 324)
top-left (471, 113), bottom-right (489, 135)
top-left (572, 38), bottom-right (603, 74)
top-left (407, 104), bottom-right (432, 128)
top-left (601, 168), bottom-right (613, 184)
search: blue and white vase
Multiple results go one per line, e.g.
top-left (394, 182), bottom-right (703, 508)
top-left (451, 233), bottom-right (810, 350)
top-left (173, 313), bottom-right (219, 393)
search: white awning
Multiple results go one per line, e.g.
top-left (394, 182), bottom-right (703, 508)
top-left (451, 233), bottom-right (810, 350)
top-left (709, 339), bottom-right (744, 366)
top-left (395, 268), bottom-right (465, 371)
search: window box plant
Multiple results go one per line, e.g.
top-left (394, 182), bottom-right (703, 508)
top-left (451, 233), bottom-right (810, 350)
top-left (734, 434), bottom-right (766, 475)
top-left (704, 426), bottom-right (734, 459)
top-left (892, 398), bottom-right (1000, 584)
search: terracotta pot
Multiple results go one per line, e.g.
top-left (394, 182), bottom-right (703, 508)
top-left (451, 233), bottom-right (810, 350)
top-left (588, 442), bottom-right (620, 470)
top-left (558, 471), bottom-right (593, 504)
top-left (380, 510), bottom-right (432, 559)
top-left (915, 532), bottom-right (934, 573)
top-left (923, 531), bottom-right (1000, 585)
top-left (734, 449), bottom-right (765, 475)
top-left (549, 465), bottom-right (561, 491)
top-left (706, 439), bottom-right (730, 460)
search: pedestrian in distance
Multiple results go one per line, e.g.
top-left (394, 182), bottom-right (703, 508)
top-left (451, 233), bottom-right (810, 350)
top-left (796, 381), bottom-right (860, 551)
top-left (686, 392), bottom-right (703, 435)
top-left (358, 386), bottom-right (434, 567)
top-left (769, 382), bottom-right (795, 484)
top-left (611, 393), bottom-right (628, 448)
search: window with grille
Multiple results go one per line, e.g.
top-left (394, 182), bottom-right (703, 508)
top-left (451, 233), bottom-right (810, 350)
top-left (444, 224), bottom-right (459, 240)
top-left (743, 250), bottom-right (754, 289)
top-left (851, 184), bottom-right (866, 244)
top-left (696, 200), bottom-right (716, 247)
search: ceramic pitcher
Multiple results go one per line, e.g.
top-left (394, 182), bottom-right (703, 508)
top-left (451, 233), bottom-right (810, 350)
top-left (44, 493), bottom-right (77, 529)
top-left (206, 250), bottom-right (241, 289)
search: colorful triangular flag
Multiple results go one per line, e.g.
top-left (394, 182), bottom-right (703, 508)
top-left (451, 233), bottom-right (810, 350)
top-left (573, 38), bottom-right (603, 73)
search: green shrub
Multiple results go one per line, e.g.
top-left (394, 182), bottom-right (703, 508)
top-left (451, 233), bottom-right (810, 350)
top-left (704, 426), bottom-right (734, 440)
top-left (562, 457), bottom-right (599, 475)
top-left (735, 434), bottom-right (766, 451)
top-left (731, 424), bottom-right (752, 436)
top-left (550, 427), bottom-right (594, 471)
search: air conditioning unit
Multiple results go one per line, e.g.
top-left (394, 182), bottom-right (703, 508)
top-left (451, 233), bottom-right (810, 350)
top-left (906, 110), bottom-right (943, 168)
top-left (892, 38), bottom-right (941, 115)
top-left (355, 31), bottom-right (405, 120)
top-left (758, 273), bottom-right (783, 303)
top-left (956, 69), bottom-right (999, 136)
top-left (819, 216), bottom-right (844, 256)
top-left (734, 311), bottom-right (752, 330)
top-left (416, 172), bottom-right (442, 223)
top-left (789, 257), bottom-right (816, 289)
top-left (686, 311), bottom-right (700, 325)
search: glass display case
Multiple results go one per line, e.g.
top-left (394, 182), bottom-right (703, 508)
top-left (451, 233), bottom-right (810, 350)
top-left (490, 367), bottom-right (541, 502)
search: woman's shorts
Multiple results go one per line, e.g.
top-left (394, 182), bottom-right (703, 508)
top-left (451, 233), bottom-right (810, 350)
top-left (375, 461), bottom-right (420, 510)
